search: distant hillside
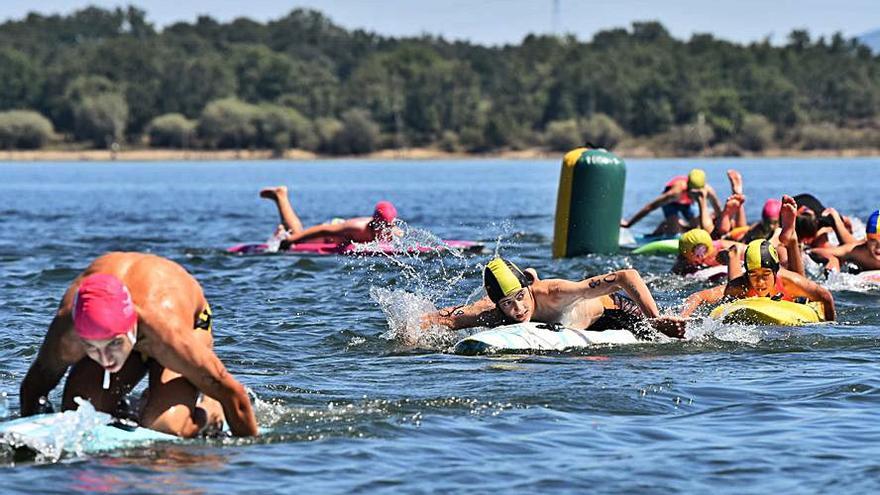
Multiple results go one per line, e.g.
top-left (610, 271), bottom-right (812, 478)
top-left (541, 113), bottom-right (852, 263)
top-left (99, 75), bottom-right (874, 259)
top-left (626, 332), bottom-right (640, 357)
top-left (859, 28), bottom-right (880, 52)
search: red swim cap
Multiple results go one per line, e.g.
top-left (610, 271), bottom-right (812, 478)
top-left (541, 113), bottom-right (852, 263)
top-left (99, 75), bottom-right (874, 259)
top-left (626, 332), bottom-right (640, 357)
top-left (762, 199), bottom-right (782, 220)
top-left (372, 201), bottom-right (397, 224)
top-left (72, 274), bottom-right (137, 340)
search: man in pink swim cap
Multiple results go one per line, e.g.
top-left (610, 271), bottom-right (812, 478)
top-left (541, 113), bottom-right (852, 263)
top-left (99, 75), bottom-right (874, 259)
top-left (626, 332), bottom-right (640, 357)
top-left (19, 252), bottom-right (258, 438)
top-left (259, 185), bottom-right (398, 248)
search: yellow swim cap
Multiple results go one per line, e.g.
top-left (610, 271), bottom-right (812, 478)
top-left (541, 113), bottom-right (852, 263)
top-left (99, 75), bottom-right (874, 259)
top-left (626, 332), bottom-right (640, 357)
top-left (744, 239), bottom-right (780, 272)
top-left (679, 229), bottom-right (713, 256)
top-left (484, 257), bottom-right (530, 303)
top-left (687, 168), bottom-right (706, 189)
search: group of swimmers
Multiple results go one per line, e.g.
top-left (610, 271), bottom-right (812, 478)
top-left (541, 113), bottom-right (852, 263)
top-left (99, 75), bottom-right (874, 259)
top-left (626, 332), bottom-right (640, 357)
top-left (423, 166), bottom-right (880, 352)
top-left (18, 169), bottom-right (877, 440)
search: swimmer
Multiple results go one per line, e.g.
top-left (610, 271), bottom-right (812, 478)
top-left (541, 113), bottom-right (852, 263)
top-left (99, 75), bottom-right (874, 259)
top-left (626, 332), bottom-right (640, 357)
top-left (679, 238), bottom-right (835, 320)
top-left (19, 252), bottom-right (259, 438)
top-left (738, 198), bottom-right (782, 243)
top-left (672, 228), bottom-right (742, 276)
top-left (620, 168), bottom-right (722, 236)
top-left (810, 209), bottom-right (880, 273)
top-left (421, 257), bottom-right (687, 338)
top-left (260, 185), bottom-right (398, 248)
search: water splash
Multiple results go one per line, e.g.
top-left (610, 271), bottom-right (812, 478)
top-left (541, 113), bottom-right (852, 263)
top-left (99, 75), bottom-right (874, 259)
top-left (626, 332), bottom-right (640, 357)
top-left (824, 270), bottom-right (880, 293)
top-left (0, 397), bottom-right (110, 463)
top-left (686, 317), bottom-right (763, 345)
top-left (349, 222), bottom-right (496, 349)
top-left (370, 286), bottom-right (461, 348)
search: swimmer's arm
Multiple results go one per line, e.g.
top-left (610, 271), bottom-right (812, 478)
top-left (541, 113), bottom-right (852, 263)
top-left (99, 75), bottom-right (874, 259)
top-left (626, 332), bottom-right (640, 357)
top-left (421, 298), bottom-right (503, 330)
top-left (679, 285), bottom-right (726, 317)
top-left (695, 191), bottom-right (714, 233)
top-left (149, 318), bottom-right (258, 437)
top-left (623, 190), bottom-right (679, 227)
top-left (823, 208), bottom-right (857, 245)
top-left (726, 244), bottom-right (744, 281)
top-left (811, 244), bottom-right (857, 260)
top-left (781, 272), bottom-right (836, 321)
top-left (553, 270), bottom-right (660, 318)
top-left (20, 312), bottom-right (83, 416)
top-left (706, 185), bottom-right (723, 217)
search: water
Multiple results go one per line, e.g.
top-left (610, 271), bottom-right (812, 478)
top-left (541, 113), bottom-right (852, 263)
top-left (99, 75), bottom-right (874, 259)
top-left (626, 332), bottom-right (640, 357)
top-left (1, 158), bottom-right (880, 493)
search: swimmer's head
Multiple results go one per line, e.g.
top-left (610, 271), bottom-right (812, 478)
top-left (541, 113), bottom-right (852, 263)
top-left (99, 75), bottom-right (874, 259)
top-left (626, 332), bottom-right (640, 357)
top-left (865, 210), bottom-right (880, 260)
top-left (72, 274), bottom-right (138, 373)
top-left (744, 239), bottom-right (780, 273)
top-left (687, 169), bottom-right (706, 190)
top-left (679, 228), bottom-right (714, 265)
top-left (866, 210), bottom-right (880, 240)
top-left (762, 199), bottom-right (782, 224)
top-left (483, 257), bottom-right (534, 322)
top-left (371, 201), bottom-right (397, 225)
top-left (744, 240), bottom-right (780, 296)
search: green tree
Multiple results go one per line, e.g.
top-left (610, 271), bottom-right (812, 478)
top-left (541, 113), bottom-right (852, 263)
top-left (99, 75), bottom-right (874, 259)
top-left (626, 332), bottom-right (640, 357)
top-left (330, 108), bottom-right (380, 155)
top-left (197, 98), bottom-right (259, 149)
top-left (146, 113), bottom-right (196, 148)
top-left (0, 110), bottom-right (54, 149)
top-left (72, 92), bottom-right (129, 147)
top-left (0, 48), bottom-right (42, 110)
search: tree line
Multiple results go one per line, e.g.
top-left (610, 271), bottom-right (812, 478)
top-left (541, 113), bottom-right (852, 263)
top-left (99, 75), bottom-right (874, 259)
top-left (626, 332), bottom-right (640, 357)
top-left (1, 6), bottom-right (879, 154)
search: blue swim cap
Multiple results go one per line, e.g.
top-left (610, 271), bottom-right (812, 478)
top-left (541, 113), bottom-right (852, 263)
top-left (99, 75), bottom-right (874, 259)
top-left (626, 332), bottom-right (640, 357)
top-left (867, 210), bottom-right (880, 239)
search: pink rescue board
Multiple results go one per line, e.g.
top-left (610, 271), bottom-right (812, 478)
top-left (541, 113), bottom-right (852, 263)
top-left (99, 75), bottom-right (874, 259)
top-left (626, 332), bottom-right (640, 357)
top-left (686, 265), bottom-right (728, 283)
top-left (227, 240), bottom-right (485, 256)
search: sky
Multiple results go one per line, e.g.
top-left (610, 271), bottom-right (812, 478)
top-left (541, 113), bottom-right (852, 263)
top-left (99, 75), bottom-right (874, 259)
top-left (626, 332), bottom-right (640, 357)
top-left (2, 0), bottom-right (879, 46)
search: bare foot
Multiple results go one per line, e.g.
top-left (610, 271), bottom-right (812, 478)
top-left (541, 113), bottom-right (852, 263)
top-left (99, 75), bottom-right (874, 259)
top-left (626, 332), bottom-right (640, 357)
top-left (779, 195), bottom-right (797, 245)
top-left (727, 169), bottom-right (743, 195)
top-left (259, 185), bottom-right (288, 200)
top-left (724, 195), bottom-right (742, 214)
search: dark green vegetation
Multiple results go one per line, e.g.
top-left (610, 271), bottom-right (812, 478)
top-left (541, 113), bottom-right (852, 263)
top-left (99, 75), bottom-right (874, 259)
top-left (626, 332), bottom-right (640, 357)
top-left (1, 6), bottom-right (880, 154)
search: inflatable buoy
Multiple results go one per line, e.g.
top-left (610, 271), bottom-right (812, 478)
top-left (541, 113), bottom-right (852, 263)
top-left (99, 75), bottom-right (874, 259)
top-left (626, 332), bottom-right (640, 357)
top-left (553, 147), bottom-right (626, 257)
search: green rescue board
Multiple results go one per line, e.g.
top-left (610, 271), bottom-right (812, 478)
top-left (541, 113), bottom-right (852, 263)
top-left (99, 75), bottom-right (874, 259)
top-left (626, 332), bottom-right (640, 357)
top-left (632, 239), bottom-right (679, 255)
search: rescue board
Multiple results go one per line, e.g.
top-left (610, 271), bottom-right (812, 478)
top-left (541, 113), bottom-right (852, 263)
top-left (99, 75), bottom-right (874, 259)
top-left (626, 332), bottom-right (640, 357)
top-left (709, 297), bottom-right (825, 325)
top-left (452, 321), bottom-right (641, 355)
top-left (227, 239), bottom-right (484, 256)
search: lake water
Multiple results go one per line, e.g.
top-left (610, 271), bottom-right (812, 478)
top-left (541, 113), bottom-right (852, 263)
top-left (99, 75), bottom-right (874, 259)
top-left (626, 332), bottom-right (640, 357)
top-left (1, 158), bottom-right (879, 493)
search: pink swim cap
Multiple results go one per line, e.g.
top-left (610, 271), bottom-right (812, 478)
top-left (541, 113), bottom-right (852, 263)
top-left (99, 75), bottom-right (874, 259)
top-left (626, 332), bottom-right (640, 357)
top-left (372, 201), bottom-right (397, 224)
top-left (72, 274), bottom-right (137, 340)
top-left (762, 199), bottom-right (782, 220)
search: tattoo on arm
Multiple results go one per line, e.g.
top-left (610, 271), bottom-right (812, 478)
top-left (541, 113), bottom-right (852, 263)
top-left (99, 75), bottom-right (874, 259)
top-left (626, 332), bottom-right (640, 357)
top-left (587, 273), bottom-right (617, 289)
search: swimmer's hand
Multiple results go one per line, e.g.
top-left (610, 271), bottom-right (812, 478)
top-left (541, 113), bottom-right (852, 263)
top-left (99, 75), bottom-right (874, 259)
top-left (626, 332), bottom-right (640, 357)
top-left (620, 219), bottom-right (630, 228)
top-left (649, 316), bottom-right (687, 339)
top-left (419, 313), bottom-right (434, 330)
top-left (688, 188), bottom-right (708, 202)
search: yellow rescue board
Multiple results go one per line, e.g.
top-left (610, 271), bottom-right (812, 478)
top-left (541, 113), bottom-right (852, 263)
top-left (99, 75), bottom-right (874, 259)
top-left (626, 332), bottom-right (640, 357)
top-left (709, 297), bottom-right (825, 325)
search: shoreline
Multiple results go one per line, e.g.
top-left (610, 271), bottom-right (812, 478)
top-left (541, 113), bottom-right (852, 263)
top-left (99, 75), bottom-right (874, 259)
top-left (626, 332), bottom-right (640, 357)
top-left (2, 146), bottom-right (880, 162)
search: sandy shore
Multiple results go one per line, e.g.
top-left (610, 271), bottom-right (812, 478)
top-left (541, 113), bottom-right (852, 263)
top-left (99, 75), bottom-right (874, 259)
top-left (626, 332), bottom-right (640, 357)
top-left (3, 146), bottom-right (880, 161)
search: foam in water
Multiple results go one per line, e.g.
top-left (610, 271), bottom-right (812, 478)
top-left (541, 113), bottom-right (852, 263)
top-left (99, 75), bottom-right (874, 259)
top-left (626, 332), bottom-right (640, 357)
top-left (1, 397), bottom-right (110, 463)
